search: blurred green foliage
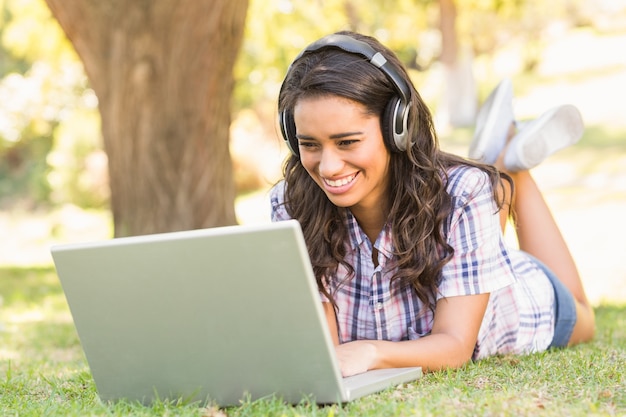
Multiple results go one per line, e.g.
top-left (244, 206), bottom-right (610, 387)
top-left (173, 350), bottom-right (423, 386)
top-left (233, 0), bottom-right (435, 111)
top-left (232, 0), bottom-right (597, 111)
top-left (0, 0), bottom-right (620, 209)
top-left (0, 0), bottom-right (102, 209)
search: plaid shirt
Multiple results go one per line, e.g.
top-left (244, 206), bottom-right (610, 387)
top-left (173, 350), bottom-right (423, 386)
top-left (270, 165), bottom-right (555, 358)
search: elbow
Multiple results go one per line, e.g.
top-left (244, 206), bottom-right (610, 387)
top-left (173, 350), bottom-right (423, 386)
top-left (443, 336), bottom-right (476, 370)
top-left (424, 337), bottom-right (475, 373)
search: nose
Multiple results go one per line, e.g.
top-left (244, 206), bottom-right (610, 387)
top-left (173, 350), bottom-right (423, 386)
top-left (318, 147), bottom-right (344, 177)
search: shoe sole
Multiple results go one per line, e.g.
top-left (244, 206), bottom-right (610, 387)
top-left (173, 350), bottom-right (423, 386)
top-left (504, 105), bottom-right (583, 171)
top-left (469, 79), bottom-right (514, 164)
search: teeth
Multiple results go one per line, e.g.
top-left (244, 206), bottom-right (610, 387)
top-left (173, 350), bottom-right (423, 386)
top-left (325, 175), bottom-right (355, 187)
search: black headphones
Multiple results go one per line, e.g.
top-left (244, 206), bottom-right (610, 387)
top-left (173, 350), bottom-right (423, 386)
top-left (279, 33), bottom-right (413, 156)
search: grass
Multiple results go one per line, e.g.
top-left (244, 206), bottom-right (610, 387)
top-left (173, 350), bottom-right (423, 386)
top-left (1, 267), bottom-right (625, 416)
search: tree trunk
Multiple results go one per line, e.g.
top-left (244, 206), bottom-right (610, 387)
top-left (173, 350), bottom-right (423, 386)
top-left (44, 0), bottom-right (248, 236)
top-left (439, 0), bottom-right (476, 128)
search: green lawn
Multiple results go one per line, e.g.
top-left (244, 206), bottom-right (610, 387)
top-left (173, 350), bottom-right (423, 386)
top-left (1, 267), bottom-right (624, 416)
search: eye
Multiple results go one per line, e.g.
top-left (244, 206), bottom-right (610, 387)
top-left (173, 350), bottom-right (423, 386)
top-left (338, 139), bottom-right (358, 147)
top-left (298, 140), bottom-right (318, 150)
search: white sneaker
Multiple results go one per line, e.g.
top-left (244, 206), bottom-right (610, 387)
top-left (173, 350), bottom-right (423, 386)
top-left (469, 78), bottom-right (514, 164)
top-left (503, 104), bottom-right (584, 172)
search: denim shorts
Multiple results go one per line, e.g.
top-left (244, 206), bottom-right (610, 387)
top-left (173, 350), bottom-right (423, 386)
top-left (528, 255), bottom-right (577, 348)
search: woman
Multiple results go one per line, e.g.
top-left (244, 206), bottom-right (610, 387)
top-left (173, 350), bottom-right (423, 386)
top-left (270, 31), bottom-right (595, 377)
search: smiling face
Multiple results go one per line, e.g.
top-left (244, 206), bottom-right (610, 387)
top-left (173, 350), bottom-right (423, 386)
top-left (294, 95), bottom-right (391, 218)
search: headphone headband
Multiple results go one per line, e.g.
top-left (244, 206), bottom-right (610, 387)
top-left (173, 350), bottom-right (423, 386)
top-left (295, 34), bottom-right (411, 104)
top-left (280, 33), bottom-right (413, 155)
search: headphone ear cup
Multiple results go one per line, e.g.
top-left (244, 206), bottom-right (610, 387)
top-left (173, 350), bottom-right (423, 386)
top-left (280, 110), bottom-right (299, 156)
top-left (381, 97), bottom-right (402, 152)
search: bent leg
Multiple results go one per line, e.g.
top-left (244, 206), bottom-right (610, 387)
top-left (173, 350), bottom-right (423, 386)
top-left (506, 170), bottom-right (595, 345)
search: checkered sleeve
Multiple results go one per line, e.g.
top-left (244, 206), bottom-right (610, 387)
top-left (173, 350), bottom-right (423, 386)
top-left (438, 167), bottom-right (516, 299)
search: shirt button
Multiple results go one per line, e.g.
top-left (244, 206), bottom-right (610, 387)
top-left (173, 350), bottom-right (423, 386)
top-left (375, 302), bottom-right (384, 310)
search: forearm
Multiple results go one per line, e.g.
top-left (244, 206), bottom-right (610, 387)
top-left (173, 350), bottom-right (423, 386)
top-left (334, 294), bottom-right (488, 376)
top-left (334, 333), bottom-right (474, 377)
top-left (369, 332), bottom-right (475, 372)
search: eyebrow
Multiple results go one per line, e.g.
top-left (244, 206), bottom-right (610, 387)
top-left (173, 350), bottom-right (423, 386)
top-left (296, 131), bottom-right (364, 140)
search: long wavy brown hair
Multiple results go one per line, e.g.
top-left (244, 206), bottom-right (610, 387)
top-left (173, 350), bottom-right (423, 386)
top-left (277, 31), bottom-right (510, 313)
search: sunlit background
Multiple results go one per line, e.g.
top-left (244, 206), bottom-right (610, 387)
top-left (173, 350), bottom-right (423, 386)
top-left (1, 0), bottom-right (625, 303)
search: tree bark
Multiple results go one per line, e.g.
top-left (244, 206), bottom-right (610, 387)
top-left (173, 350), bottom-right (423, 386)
top-left (439, 0), bottom-right (476, 128)
top-left (44, 0), bottom-right (248, 236)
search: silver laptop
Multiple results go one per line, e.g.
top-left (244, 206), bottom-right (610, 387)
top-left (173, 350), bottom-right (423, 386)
top-left (51, 219), bottom-right (421, 406)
